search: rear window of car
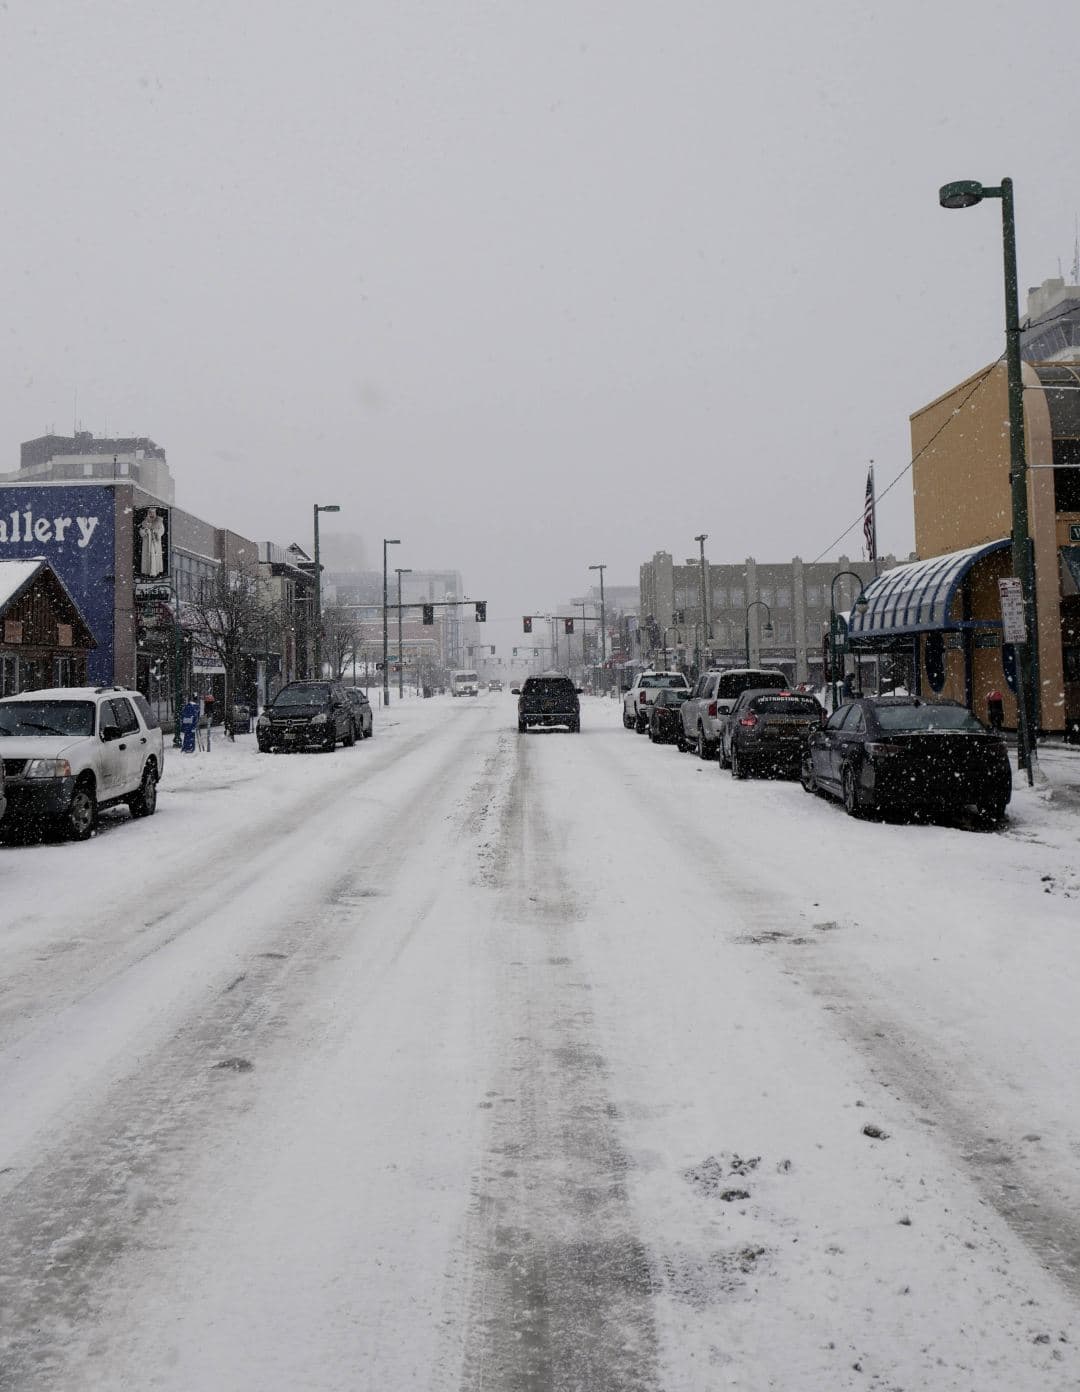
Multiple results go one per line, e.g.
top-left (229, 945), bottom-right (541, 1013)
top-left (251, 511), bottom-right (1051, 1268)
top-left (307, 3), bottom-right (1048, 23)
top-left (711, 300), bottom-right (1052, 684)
top-left (718, 671), bottom-right (788, 699)
top-left (751, 695), bottom-right (822, 715)
top-left (523, 678), bottom-right (574, 696)
top-left (639, 674), bottom-right (688, 689)
top-left (875, 704), bottom-right (986, 732)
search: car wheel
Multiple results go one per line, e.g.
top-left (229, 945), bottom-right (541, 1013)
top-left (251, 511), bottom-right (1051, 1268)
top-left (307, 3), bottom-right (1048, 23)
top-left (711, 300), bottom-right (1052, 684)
top-left (842, 765), bottom-right (865, 818)
top-left (344, 721), bottom-right (356, 747)
top-left (257, 739), bottom-right (272, 753)
top-left (731, 744), bottom-right (748, 780)
top-left (718, 737), bottom-right (731, 769)
top-left (65, 778), bottom-right (97, 841)
top-left (635, 715), bottom-right (648, 733)
top-left (675, 728), bottom-right (688, 752)
top-left (696, 727), bottom-right (712, 761)
top-left (518, 720), bottom-right (527, 734)
top-left (570, 718), bottom-right (580, 733)
top-left (623, 710), bottom-right (635, 729)
top-left (127, 763), bottom-right (158, 818)
top-left (975, 799), bottom-right (1007, 829)
top-left (800, 752), bottom-right (819, 795)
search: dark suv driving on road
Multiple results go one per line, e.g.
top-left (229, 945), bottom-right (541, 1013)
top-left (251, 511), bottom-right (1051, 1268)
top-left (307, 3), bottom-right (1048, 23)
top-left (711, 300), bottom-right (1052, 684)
top-left (257, 682), bottom-right (355, 752)
top-left (512, 673), bottom-right (582, 733)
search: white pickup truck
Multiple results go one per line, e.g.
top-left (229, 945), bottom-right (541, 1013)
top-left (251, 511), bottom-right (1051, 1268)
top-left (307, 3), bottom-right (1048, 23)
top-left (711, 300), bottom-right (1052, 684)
top-left (622, 670), bottom-right (690, 732)
top-left (0, 686), bottom-right (164, 840)
top-left (451, 670), bottom-right (479, 697)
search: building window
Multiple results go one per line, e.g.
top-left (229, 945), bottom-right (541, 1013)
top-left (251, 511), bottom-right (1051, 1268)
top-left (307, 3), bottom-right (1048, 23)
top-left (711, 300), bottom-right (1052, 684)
top-left (1, 654), bottom-right (16, 696)
top-left (776, 587), bottom-right (791, 608)
top-left (758, 586), bottom-right (773, 607)
top-left (775, 622), bottom-right (793, 643)
top-left (729, 586), bottom-right (744, 608)
top-left (805, 584), bottom-right (821, 607)
top-left (53, 656), bottom-right (76, 686)
top-left (712, 587), bottom-right (727, 610)
top-left (1054, 439), bottom-right (1080, 511)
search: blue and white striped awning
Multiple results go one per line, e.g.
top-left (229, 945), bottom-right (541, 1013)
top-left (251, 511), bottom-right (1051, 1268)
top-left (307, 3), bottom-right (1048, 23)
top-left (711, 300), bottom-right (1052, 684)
top-left (847, 539), bottom-right (1009, 639)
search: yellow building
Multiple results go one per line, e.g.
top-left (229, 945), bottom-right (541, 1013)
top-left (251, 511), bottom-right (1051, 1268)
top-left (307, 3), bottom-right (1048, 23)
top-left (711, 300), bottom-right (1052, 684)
top-left (848, 286), bottom-right (1080, 738)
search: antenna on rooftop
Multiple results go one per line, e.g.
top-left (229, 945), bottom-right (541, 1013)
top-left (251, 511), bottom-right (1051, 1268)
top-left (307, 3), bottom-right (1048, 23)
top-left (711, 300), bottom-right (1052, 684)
top-left (1072, 216), bottom-right (1079, 285)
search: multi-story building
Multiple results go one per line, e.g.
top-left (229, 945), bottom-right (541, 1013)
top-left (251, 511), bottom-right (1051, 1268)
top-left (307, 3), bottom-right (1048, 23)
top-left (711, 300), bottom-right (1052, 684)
top-left (3, 431), bottom-right (176, 504)
top-left (847, 278), bottom-right (1080, 736)
top-left (639, 550), bottom-right (886, 683)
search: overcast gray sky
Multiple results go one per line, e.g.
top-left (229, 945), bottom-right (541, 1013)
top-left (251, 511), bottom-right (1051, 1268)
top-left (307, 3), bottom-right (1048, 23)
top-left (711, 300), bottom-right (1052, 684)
top-left (1, 0), bottom-right (1076, 643)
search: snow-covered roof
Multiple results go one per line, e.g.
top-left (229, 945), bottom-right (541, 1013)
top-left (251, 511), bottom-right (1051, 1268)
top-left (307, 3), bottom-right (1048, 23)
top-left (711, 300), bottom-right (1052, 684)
top-left (0, 558), bottom-right (46, 611)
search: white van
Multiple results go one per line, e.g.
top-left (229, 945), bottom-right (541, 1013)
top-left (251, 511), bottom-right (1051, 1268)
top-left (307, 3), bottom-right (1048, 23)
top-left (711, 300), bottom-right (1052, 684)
top-left (451, 670), bottom-right (479, 697)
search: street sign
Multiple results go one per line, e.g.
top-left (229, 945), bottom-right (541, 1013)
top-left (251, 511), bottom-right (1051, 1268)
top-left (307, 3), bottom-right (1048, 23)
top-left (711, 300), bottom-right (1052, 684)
top-left (998, 577), bottom-right (1027, 644)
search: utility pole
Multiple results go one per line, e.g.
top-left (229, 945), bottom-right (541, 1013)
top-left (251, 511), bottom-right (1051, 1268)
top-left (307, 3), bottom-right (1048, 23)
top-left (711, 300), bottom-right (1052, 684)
top-left (396, 567), bottom-right (412, 699)
top-left (694, 533), bottom-right (709, 672)
top-left (313, 503), bottom-right (340, 680)
top-left (589, 563), bottom-right (607, 692)
top-left (382, 538), bottom-right (400, 708)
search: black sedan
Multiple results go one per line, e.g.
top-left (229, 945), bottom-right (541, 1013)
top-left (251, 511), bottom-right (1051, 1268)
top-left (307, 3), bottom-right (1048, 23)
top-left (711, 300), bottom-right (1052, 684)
top-left (648, 688), bottom-right (690, 744)
top-left (801, 697), bottom-right (1012, 825)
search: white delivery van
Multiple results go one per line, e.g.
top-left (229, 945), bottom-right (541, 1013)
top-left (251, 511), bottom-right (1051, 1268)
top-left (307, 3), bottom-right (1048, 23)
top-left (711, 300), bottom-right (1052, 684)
top-left (451, 670), bottom-right (480, 697)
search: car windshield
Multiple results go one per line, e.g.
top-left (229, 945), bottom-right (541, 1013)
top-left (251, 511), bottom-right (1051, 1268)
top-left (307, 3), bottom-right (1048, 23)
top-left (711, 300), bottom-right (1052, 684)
top-left (0, 701), bottom-right (96, 737)
top-left (751, 695), bottom-right (822, 715)
top-left (273, 685), bottom-right (330, 707)
top-left (875, 704), bottom-right (987, 733)
top-left (640, 675), bottom-right (686, 688)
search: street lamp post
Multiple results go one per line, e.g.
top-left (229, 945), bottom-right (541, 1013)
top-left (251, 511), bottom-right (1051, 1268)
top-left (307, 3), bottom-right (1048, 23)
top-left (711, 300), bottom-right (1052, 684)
top-left (382, 538), bottom-right (400, 708)
top-left (312, 503), bottom-right (340, 680)
top-left (395, 567), bottom-right (412, 699)
top-left (939, 177), bottom-right (1038, 783)
top-left (589, 563), bottom-right (606, 692)
top-left (829, 570), bottom-right (869, 710)
top-left (744, 600), bottom-right (774, 666)
top-left (694, 534), bottom-right (709, 670)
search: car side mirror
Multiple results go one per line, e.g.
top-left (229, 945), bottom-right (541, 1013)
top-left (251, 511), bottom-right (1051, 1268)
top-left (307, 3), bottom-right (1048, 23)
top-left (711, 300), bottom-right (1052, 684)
top-left (575, 687), bottom-right (583, 694)
top-left (100, 721), bottom-right (120, 742)
top-left (511, 688), bottom-right (521, 695)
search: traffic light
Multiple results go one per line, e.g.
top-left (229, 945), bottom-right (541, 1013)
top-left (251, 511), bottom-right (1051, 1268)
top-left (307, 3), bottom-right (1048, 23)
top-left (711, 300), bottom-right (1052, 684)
top-left (475, 601), bottom-right (486, 622)
top-left (564, 618), bottom-right (574, 634)
top-left (523, 616), bottom-right (533, 633)
top-left (490, 645), bottom-right (496, 655)
top-left (513, 647), bottom-right (518, 656)
top-left (422, 604), bottom-right (434, 625)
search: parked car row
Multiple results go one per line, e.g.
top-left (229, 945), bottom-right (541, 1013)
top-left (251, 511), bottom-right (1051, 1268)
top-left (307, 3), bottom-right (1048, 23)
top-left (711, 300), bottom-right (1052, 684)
top-left (630, 665), bottom-right (1013, 827)
top-left (257, 681), bottom-right (373, 752)
top-left (0, 677), bottom-right (378, 843)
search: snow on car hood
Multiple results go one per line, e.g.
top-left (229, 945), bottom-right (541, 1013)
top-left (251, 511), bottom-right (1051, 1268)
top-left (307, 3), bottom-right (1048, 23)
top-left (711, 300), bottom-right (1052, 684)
top-left (0, 734), bottom-right (89, 762)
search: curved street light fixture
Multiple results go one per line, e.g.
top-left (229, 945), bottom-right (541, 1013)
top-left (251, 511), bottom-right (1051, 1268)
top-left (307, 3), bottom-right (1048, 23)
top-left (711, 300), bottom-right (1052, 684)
top-left (829, 569), bottom-right (870, 710)
top-left (744, 599), bottom-right (774, 667)
top-left (938, 175), bottom-right (1037, 784)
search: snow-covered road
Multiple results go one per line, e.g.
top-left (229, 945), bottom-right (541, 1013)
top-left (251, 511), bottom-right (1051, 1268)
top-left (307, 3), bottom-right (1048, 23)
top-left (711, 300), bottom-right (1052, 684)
top-left (1, 694), bottom-right (1078, 1390)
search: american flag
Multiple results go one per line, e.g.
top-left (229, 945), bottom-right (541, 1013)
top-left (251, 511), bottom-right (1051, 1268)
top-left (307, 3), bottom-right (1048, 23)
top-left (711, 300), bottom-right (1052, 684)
top-left (863, 463), bottom-right (877, 566)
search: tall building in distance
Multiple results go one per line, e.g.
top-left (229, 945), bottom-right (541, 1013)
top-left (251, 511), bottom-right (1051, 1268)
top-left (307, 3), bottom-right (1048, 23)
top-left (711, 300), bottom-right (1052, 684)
top-left (3, 432), bottom-right (175, 504)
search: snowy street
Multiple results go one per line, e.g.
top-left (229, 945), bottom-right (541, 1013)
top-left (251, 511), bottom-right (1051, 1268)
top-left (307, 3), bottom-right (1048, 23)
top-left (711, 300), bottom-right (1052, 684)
top-left (2, 693), bottom-right (1079, 1390)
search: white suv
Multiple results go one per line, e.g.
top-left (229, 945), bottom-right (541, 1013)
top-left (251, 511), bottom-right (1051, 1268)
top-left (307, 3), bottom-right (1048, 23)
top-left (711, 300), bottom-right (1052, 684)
top-left (622, 670), bottom-right (690, 732)
top-left (0, 686), bottom-right (164, 840)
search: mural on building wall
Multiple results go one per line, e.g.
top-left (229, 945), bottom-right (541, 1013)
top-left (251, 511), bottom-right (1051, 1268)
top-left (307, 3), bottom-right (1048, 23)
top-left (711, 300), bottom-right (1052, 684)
top-left (0, 486), bottom-right (116, 682)
top-left (134, 505), bottom-right (169, 579)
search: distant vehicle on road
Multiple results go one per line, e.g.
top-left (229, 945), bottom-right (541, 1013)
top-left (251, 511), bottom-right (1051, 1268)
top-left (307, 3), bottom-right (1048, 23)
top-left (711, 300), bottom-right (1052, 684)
top-left (513, 673), bottom-right (581, 732)
top-left (487, 679), bottom-right (503, 692)
top-left (451, 670), bottom-right (480, 697)
top-left (257, 681), bottom-right (354, 753)
top-left (802, 696), bottom-right (1012, 825)
top-left (622, 671), bottom-right (690, 733)
top-left (0, 686), bottom-right (163, 840)
top-left (723, 688), bottom-right (824, 779)
top-left (648, 688), bottom-right (691, 744)
top-left (342, 687), bottom-right (373, 740)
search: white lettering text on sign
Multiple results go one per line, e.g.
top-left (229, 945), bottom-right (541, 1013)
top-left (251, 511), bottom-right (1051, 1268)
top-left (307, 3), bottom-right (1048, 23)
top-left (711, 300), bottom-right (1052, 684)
top-left (0, 509), bottom-right (98, 548)
top-left (998, 577), bottom-right (1027, 645)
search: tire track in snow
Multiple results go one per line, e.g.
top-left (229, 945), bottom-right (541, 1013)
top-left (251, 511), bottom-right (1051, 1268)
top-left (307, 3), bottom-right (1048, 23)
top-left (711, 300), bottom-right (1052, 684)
top-left (454, 730), bottom-right (661, 1392)
top-left (0, 710), bottom-right (505, 1390)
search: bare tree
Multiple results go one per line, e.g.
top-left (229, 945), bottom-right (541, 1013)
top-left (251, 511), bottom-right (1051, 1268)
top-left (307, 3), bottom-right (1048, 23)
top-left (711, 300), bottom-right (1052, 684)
top-left (186, 552), bottom-right (274, 739)
top-left (321, 602), bottom-right (362, 681)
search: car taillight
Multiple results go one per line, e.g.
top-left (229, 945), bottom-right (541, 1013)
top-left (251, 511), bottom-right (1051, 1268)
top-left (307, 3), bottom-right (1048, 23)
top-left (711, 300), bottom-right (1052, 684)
top-left (707, 702), bottom-right (717, 717)
top-left (865, 741), bottom-right (898, 756)
top-left (739, 713), bottom-right (758, 728)
top-left (640, 691), bottom-right (648, 704)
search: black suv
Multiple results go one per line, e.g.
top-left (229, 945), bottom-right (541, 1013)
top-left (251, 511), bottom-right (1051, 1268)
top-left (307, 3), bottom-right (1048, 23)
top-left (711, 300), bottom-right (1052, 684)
top-left (512, 673), bottom-right (582, 733)
top-left (257, 681), bottom-right (355, 752)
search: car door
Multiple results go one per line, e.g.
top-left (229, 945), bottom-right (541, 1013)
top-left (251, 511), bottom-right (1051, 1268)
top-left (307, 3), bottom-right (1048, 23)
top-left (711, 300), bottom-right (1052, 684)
top-left (111, 697), bottom-right (147, 793)
top-left (814, 706), bottom-right (851, 789)
top-left (825, 703), bottom-right (865, 787)
top-left (684, 675), bottom-right (706, 738)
